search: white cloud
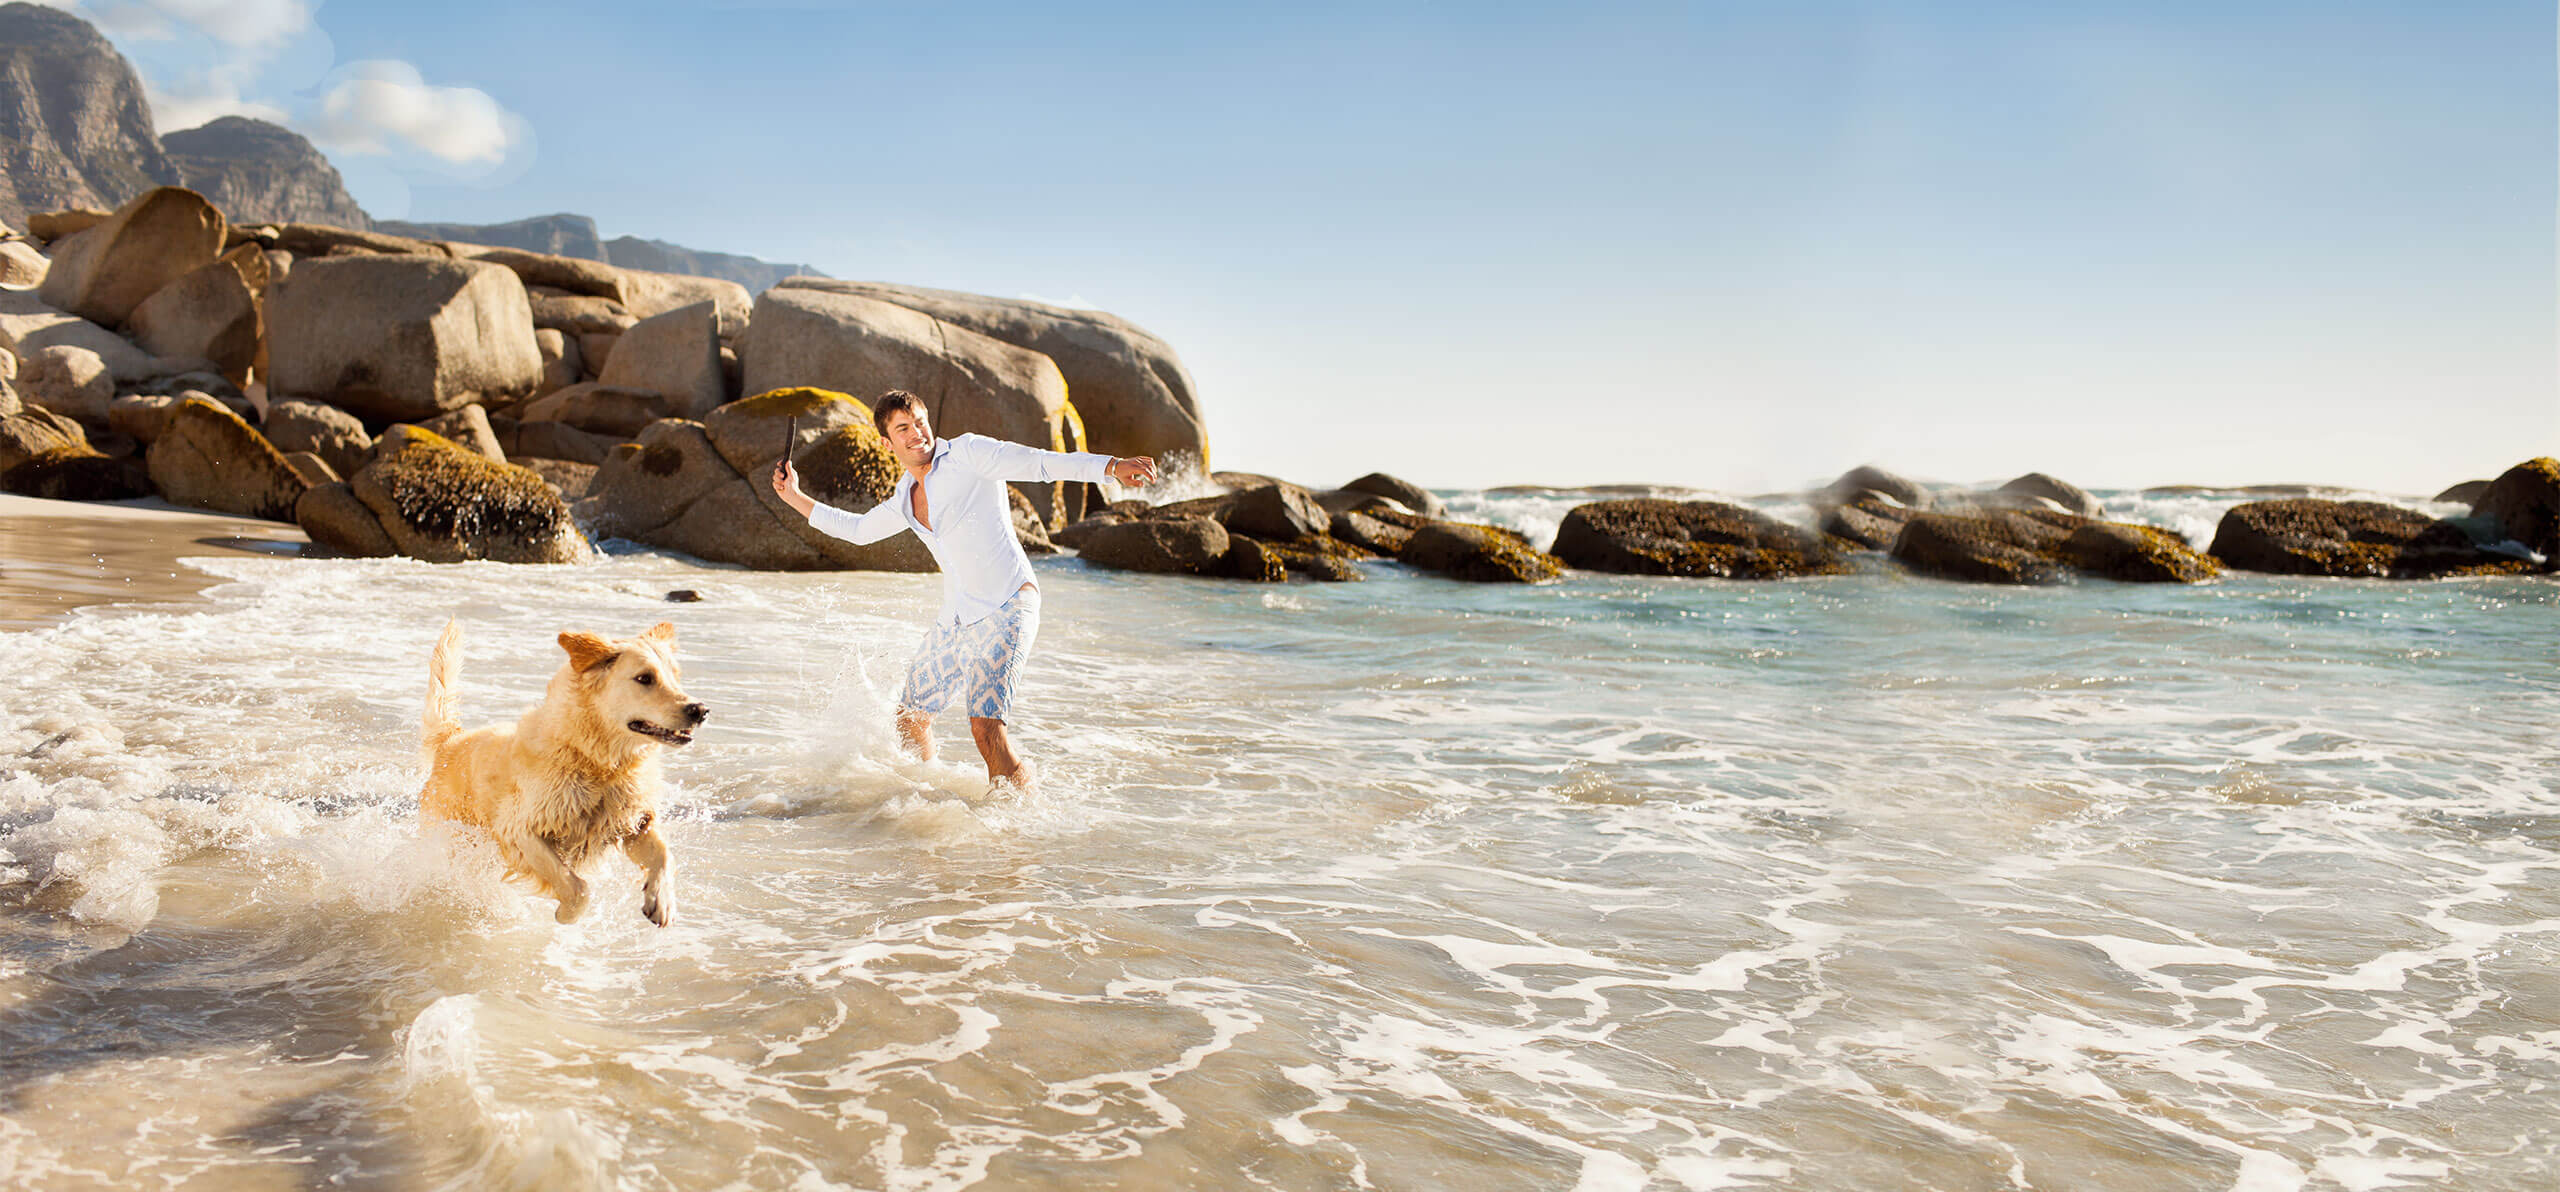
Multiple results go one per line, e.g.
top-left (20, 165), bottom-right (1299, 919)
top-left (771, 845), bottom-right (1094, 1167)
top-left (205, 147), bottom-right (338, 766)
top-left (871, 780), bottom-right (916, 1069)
top-left (147, 70), bottom-right (287, 131)
top-left (71, 0), bottom-right (312, 49)
top-left (304, 60), bottom-right (523, 169)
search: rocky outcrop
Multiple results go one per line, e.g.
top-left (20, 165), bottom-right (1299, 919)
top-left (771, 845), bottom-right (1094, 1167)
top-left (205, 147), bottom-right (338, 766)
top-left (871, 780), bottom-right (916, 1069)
top-left (0, 3), bottom-right (180, 228)
top-left (375, 213), bottom-right (604, 259)
top-left (2207, 499), bottom-right (2528, 578)
top-left (574, 387), bottom-right (934, 571)
top-left (603, 234), bottom-right (819, 294)
top-left (777, 278), bottom-right (1206, 467)
top-left (1553, 499), bottom-right (1848, 579)
top-left (0, 403), bottom-right (87, 472)
top-left (37, 186), bottom-right (227, 328)
top-left (266, 254), bottom-right (543, 422)
top-left (597, 300), bottom-right (723, 417)
top-left (1073, 517), bottom-right (1233, 576)
top-left (0, 288), bottom-right (159, 381)
top-left (742, 286), bottom-right (1077, 523)
top-left (125, 242), bottom-right (266, 384)
top-left (160, 117), bottom-right (370, 230)
top-left (331, 426), bottom-right (589, 563)
top-left (144, 396), bottom-right (308, 521)
top-left (373, 213), bottom-right (820, 294)
top-left (2469, 457), bottom-right (2560, 561)
top-left (1892, 509), bottom-right (2221, 585)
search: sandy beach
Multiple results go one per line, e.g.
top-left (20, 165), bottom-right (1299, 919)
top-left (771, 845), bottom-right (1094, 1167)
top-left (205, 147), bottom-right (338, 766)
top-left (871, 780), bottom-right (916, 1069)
top-left (0, 494), bottom-right (309, 629)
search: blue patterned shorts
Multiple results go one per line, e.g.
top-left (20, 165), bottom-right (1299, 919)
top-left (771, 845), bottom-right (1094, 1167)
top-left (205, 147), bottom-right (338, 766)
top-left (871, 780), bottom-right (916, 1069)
top-left (898, 586), bottom-right (1042, 721)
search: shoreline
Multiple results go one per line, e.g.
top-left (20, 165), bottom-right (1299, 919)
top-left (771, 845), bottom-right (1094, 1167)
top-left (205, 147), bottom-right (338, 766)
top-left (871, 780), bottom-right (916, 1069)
top-left (0, 495), bottom-right (308, 629)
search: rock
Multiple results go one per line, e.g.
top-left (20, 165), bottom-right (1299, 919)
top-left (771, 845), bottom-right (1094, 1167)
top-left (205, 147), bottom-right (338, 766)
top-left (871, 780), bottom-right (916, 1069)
top-left (17, 344), bottom-right (112, 422)
top-left (417, 403), bottom-right (506, 462)
top-left (268, 224), bottom-right (442, 259)
top-left (37, 187), bottom-right (226, 327)
top-left (374, 214), bottom-right (605, 259)
top-left (263, 249), bottom-right (292, 284)
top-left (1315, 487), bottom-right (1409, 517)
top-left (1008, 485), bottom-right (1056, 554)
top-left (2435, 479), bottom-right (2491, 504)
top-left (1221, 481), bottom-right (1328, 542)
top-left (261, 398), bottom-right (371, 477)
top-left (1890, 510), bottom-right (2077, 584)
top-left (143, 397), bottom-right (307, 520)
top-left (614, 267), bottom-right (754, 337)
top-left (2470, 457), bottom-right (2560, 560)
top-left (278, 450), bottom-right (337, 486)
top-left (504, 419), bottom-right (624, 466)
top-left (294, 481), bottom-right (397, 558)
top-left (2208, 499), bottom-right (2527, 578)
top-left (775, 278), bottom-right (1208, 467)
top-left (597, 300), bottom-right (723, 418)
top-left (161, 117), bottom-right (369, 229)
top-left (0, 377), bottom-right (14, 418)
top-left (0, 289), bottom-right (159, 381)
top-left (1263, 535), bottom-right (1368, 581)
top-left (1341, 472), bottom-right (1443, 518)
top-left (742, 285), bottom-right (1076, 523)
top-left (107, 392), bottom-right (177, 442)
top-left (532, 294), bottom-right (636, 336)
top-left (448, 245), bottom-right (627, 304)
top-left (1212, 470), bottom-right (1284, 492)
top-left (27, 211), bottom-right (111, 243)
top-left (124, 242), bottom-right (267, 384)
top-left (1398, 521), bottom-right (1564, 583)
top-left (2, 447), bottom-right (146, 500)
top-left (1052, 514), bottom-right (1124, 551)
top-left (1997, 472), bottom-right (2103, 518)
top-left (1820, 494), bottom-right (1912, 551)
top-left (578, 331), bottom-right (621, 377)
top-left (1331, 510), bottom-right (1413, 555)
top-left (2056, 521), bottom-right (2223, 583)
top-left (1821, 465), bottom-right (1927, 508)
top-left (517, 457), bottom-right (596, 501)
top-left (266, 255), bottom-right (543, 422)
top-left (575, 390), bottom-right (933, 571)
top-left (1216, 534), bottom-right (1289, 581)
top-left (350, 426), bottom-right (589, 563)
top-left (0, 239), bottom-right (47, 286)
top-left (1073, 516), bottom-right (1230, 575)
top-left (0, 405), bottom-right (88, 472)
top-left (1553, 499), bottom-right (1848, 579)
top-left (519, 382), bottom-right (677, 439)
top-left (534, 326), bottom-right (576, 369)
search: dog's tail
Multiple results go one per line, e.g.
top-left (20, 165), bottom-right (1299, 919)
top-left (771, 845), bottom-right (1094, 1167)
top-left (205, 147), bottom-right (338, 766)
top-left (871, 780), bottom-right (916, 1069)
top-left (424, 618), bottom-right (464, 752)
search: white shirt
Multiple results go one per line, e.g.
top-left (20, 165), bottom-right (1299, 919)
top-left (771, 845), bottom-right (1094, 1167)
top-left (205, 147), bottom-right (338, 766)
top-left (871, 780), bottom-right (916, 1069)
top-left (807, 434), bottom-right (1112, 627)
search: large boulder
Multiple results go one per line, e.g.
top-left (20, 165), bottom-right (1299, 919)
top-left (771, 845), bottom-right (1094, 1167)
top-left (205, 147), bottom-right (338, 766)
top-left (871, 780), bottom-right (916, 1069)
top-left (347, 426), bottom-right (589, 563)
top-left (1221, 482), bottom-right (1329, 542)
top-left (125, 242), bottom-right (267, 384)
top-left (36, 187), bottom-right (226, 327)
top-left (574, 388), bottom-right (934, 571)
top-left (16, 344), bottom-right (112, 422)
top-left (294, 481), bottom-right (397, 558)
top-left (617, 269), bottom-right (752, 337)
top-left (0, 239), bottom-right (47, 287)
top-left (1819, 493), bottom-right (1914, 551)
top-left (502, 419), bottom-right (622, 466)
top-left (1891, 510), bottom-right (2076, 585)
top-left (416, 403), bottom-right (506, 462)
top-left (0, 289), bottom-right (160, 381)
top-left (143, 396), bottom-right (308, 520)
top-left (261, 398), bottom-right (372, 477)
top-left (266, 255), bottom-right (544, 422)
top-left (597, 300), bottom-right (723, 418)
top-left (519, 382), bottom-right (677, 439)
top-left (1397, 520), bottom-right (1565, 583)
top-left (0, 405), bottom-right (87, 472)
top-left (1073, 516), bottom-right (1231, 575)
top-left (1996, 472), bottom-right (2103, 518)
top-left (743, 286), bottom-right (1078, 525)
top-left (3, 448), bottom-right (147, 500)
top-left (268, 224), bottom-right (442, 259)
top-left (776, 278), bottom-right (1207, 467)
top-left (1341, 472), bottom-right (1443, 518)
top-left (2057, 521), bottom-right (2224, 583)
top-left (2209, 499), bottom-right (2534, 579)
top-left (1822, 465), bottom-right (1927, 509)
top-left (2470, 457), bottom-right (2560, 560)
top-left (1553, 499), bottom-right (1848, 579)
top-left (530, 293), bottom-right (635, 335)
top-left (447, 244), bottom-right (627, 304)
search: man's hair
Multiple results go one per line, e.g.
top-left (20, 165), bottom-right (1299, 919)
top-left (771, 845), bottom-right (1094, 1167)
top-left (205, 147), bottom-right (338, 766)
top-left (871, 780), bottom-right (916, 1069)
top-left (872, 390), bottom-right (924, 437)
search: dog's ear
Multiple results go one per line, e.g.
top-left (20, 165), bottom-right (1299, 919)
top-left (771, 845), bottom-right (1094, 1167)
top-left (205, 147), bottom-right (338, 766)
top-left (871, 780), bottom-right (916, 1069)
top-left (558, 631), bottom-right (619, 672)
top-left (640, 621), bottom-right (677, 646)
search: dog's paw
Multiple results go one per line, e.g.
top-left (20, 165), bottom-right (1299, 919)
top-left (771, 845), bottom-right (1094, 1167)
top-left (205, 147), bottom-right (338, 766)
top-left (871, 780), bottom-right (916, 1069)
top-left (555, 879), bottom-right (590, 924)
top-left (642, 894), bottom-right (670, 928)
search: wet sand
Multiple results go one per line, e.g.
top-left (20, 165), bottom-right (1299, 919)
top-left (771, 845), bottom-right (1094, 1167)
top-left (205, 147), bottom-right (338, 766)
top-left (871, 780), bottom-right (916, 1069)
top-left (0, 495), bottom-right (309, 629)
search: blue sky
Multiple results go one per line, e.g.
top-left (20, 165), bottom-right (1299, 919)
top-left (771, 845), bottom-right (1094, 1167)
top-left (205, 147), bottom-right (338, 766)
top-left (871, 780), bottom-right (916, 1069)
top-left (54, 0), bottom-right (2558, 495)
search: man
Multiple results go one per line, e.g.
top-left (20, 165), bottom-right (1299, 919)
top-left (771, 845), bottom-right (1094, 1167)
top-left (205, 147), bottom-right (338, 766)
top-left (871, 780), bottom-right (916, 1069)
top-left (770, 390), bottom-right (1157, 786)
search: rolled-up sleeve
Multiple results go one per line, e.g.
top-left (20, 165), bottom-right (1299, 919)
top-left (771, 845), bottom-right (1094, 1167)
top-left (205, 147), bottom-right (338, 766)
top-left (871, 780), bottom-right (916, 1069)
top-left (807, 498), bottom-right (910, 545)
top-left (954, 434), bottom-right (1111, 485)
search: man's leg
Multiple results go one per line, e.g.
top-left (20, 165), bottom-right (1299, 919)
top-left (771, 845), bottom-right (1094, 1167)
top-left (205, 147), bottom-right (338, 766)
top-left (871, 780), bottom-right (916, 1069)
top-left (969, 717), bottom-right (1022, 783)
top-left (897, 709), bottom-right (935, 761)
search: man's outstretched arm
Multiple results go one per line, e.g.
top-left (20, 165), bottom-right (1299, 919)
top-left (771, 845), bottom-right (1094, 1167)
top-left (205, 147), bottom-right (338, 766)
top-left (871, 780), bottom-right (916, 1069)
top-left (771, 459), bottom-right (909, 544)
top-left (956, 434), bottom-right (1158, 488)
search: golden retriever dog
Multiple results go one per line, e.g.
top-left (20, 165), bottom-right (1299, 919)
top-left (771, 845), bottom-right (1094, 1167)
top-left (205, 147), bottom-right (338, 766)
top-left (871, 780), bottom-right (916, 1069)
top-left (419, 619), bottom-right (707, 926)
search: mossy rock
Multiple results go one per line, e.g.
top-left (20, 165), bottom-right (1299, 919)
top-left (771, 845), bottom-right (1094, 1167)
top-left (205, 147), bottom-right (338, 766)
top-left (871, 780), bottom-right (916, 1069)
top-left (2057, 521), bottom-right (2223, 583)
top-left (2, 448), bottom-right (148, 501)
top-left (1554, 499), bottom-right (1848, 579)
top-left (1218, 534), bottom-right (1290, 582)
top-left (2471, 457), bottom-right (2560, 560)
top-left (352, 425), bottom-right (589, 563)
top-left (1891, 510), bottom-right (2077, 585)
top-left (1263, 534), bottom-right (1367, 581)
top-left (1331, 510), bottom-right (1414, 555)
top-left (144, 397), bottom-right (307, 521)
top-left (1397, 520), bottom-right (1564, 583)
top-left (2209, 499), bottom-right (2531, 579)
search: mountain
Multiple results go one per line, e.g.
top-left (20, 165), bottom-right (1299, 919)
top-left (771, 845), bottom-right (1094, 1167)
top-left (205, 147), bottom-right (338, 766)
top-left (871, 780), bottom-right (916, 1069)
top-left (0, 1), bottom-right (178, 229)
top-left (161, 116), bottom-right (370, 229)
top-left (373, 212), bottom-right (604, 259)
top-left (600, 235), bottom-right (820, 294)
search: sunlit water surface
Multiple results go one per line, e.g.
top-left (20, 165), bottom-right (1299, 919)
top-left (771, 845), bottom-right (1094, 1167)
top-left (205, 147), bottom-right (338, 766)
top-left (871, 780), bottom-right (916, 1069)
top-left (2, 488), bottom-right (2557, 1191)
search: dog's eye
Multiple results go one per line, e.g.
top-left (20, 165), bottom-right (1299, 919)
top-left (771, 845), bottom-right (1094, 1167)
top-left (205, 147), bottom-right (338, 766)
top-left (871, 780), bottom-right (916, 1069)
top-left (635, 672), bottom-right (657, 687)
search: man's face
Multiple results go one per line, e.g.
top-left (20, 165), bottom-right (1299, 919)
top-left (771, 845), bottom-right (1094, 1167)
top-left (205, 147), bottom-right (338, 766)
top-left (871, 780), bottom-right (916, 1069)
top-left (881, 406), bottom-right (934, 467)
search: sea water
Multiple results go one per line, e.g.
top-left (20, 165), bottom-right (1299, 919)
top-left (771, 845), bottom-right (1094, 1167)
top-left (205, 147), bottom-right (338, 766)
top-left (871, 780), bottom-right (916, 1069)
top-left (1, 488), bottom-right (2556, 1190)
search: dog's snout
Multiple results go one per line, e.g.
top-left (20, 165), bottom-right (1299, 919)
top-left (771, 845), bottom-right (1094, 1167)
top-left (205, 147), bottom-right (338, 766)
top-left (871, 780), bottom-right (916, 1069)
top-left (683, 702), bottom-right (709, 724)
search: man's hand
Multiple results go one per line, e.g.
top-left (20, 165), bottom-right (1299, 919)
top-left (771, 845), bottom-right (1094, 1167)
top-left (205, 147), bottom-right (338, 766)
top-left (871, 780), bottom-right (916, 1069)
top-left (771, 458), bottom-right (815, 518)
top-left (1105, 456), bottom-right (1159, 488)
